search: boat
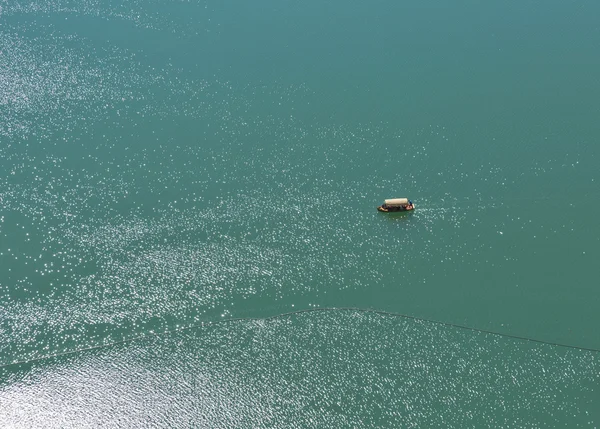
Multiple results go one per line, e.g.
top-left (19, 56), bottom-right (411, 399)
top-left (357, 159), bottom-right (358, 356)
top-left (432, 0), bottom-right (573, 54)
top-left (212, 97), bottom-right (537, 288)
top-left (377, 198), bottom-right (415, 212)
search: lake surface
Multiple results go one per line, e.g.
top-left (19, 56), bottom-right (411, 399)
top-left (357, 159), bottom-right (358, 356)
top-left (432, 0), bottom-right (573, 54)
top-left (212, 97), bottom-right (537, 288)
top-left (1, 0), bottom-right (599, 426)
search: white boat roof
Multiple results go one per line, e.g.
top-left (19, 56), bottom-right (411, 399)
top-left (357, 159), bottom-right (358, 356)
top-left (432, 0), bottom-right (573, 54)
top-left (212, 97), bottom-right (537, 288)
top-left (385, 198), bottom-right (409, 206)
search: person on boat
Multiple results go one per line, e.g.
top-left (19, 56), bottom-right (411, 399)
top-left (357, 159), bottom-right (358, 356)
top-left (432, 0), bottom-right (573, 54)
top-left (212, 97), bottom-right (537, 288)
top-left (408, 200), bottom-right (414, 209)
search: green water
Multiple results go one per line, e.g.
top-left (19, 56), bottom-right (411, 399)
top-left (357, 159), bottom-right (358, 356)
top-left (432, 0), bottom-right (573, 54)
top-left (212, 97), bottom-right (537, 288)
top-left (1, 0), bottom-right (599, 426)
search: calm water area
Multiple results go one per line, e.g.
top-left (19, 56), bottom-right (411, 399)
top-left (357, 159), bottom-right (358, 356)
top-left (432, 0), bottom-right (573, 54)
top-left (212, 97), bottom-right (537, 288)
top-left (1, 0), bottom-right (599, 426)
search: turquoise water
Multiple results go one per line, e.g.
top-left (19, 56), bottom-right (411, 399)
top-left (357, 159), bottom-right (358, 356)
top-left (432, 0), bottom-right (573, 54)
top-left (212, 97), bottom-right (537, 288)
top-left (1, 0), bottom-right (599, 426)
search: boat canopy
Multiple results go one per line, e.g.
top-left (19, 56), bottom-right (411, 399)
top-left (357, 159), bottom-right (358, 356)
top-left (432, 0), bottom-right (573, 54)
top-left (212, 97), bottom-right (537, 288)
top-left (384, 198), bottom-right (409, 207)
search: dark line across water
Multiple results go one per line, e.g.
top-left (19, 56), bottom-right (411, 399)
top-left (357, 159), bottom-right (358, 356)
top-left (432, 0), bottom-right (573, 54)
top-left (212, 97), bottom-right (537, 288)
top-left (2, 307), bottom-right (598, 371)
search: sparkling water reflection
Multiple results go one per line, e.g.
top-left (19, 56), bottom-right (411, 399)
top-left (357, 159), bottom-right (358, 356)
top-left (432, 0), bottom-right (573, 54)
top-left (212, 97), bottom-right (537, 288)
top-left (2, 0), bottom-right (600, 426)
top-left (1, 311), bottom-right (598, 428)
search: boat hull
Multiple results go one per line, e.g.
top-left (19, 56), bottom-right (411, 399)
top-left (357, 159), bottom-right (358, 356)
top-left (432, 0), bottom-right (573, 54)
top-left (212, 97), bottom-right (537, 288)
top-left (377, 205), bottom-right (415, 213)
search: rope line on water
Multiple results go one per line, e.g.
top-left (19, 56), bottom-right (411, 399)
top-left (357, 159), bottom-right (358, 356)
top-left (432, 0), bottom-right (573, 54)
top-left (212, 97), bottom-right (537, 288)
top-left (1, 306), bottom-right (598, 370)
top-left (263, 307), bottom-right (600, 353)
